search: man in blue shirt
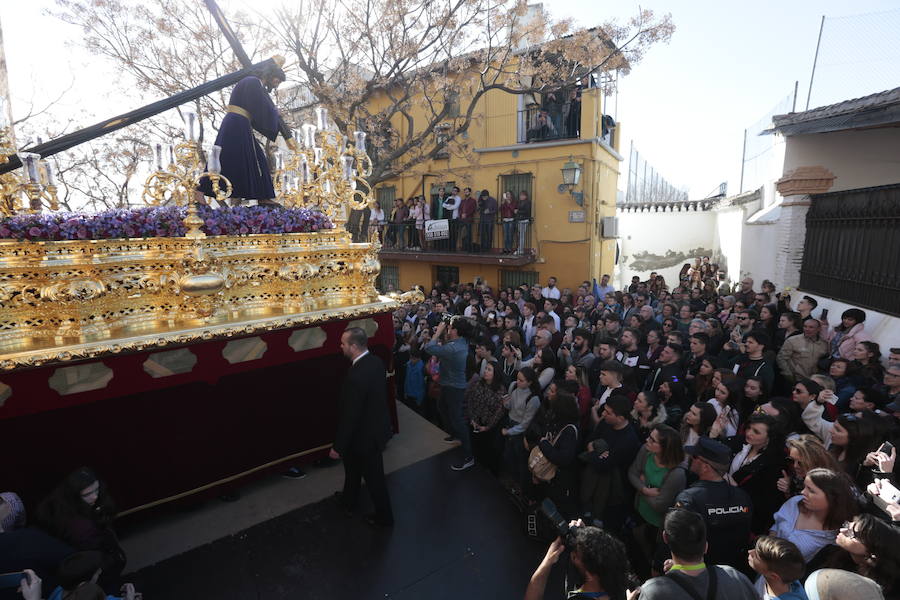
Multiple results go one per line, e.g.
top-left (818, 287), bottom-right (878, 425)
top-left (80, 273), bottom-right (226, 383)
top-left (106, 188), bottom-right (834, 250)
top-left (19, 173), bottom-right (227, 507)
top-left (425, 317), bottom-right (474, 471)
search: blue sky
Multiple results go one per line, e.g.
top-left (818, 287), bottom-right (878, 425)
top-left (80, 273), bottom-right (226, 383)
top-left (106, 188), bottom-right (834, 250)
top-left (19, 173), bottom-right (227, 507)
top-left (4, 0), bottom-right (900, 199)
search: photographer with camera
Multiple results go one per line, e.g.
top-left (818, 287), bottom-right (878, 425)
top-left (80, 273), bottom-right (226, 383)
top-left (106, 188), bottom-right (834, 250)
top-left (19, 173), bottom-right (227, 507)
top-left (524, 505), bottom-right (635, 600)
top-left (425, 315), bottom-right (476, 471)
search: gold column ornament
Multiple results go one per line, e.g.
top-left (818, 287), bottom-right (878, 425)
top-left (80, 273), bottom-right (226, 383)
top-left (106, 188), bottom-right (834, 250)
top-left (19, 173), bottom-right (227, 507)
top-left (274, 109), bottom-right (374, 228)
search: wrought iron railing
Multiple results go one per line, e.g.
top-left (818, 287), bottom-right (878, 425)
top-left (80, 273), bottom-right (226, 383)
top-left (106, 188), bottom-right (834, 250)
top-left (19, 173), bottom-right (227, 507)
top-left (516, 102), bottom-right (581, 144)
top-left (356, 217), bottom-right (533, 256)
top-left (800, 183), bottom-right (900, 316)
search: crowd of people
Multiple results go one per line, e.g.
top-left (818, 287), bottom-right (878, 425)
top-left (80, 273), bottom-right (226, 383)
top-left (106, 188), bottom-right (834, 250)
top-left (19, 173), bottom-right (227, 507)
top-left (391, 270), bottom-right (900, 600)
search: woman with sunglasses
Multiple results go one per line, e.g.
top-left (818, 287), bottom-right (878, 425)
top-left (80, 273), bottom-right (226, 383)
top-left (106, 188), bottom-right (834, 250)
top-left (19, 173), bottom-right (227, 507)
top-left (776, 435), bottom-right (841, 499)
top-left (819, 514), bottom-right (900, 598)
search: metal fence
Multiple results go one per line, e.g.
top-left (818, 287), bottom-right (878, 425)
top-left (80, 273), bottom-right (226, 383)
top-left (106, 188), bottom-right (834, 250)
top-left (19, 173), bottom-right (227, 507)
top-left (623, 142), bottom-right (689, 205)
top-left (516, 102), bottom-right (581, 144)
top-left (361, 217), bottom-right (533, 256)
top-left (800, 183), bottom-right (900, 316)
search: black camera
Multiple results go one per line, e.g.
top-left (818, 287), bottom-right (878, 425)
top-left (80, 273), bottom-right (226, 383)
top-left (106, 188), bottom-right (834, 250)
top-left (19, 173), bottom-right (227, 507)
top-left (441, 312), bottom-right (454, 324)
top-left (540, 498), bottom-right (582, 549)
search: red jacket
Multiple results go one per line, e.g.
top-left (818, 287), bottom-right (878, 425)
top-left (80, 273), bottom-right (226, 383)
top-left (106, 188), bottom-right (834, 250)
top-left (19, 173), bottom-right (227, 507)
top-left (500, 199), bottom-right (517, 219)
top-left (459, 196), bottom-right (477, 222)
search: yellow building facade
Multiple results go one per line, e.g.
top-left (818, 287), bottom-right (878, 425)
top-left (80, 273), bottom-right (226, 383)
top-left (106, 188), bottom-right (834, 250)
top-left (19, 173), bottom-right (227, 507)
top-left (370, 85), bottom-right (622, 294)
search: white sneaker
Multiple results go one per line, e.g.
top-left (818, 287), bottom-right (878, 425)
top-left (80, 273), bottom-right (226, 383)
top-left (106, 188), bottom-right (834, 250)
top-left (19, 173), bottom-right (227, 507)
top-left (451, 457), bottom-right (475, 471)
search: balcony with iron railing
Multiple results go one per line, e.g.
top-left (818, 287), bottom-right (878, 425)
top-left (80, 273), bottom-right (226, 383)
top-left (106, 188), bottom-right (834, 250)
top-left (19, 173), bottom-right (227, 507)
top-left (517, 102), bottom-right (582, 144)
top-left (356, 216), bottom-right (535, 265)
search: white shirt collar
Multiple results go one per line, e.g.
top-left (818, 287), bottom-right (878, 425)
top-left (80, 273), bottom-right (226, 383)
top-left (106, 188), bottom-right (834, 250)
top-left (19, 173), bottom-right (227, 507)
top-left (353, 349), bottom-right (369, 365)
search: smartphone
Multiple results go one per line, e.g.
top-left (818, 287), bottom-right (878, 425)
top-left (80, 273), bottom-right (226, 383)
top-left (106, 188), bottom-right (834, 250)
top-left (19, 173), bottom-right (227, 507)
top-left (0, 572), bottom-right (26, 589)
top-left (878, 479), bottom-right (900, 504)
top-left (819, 308), bottom-right (828, 320)
top-left (879, 441), bottom-right (895, 455)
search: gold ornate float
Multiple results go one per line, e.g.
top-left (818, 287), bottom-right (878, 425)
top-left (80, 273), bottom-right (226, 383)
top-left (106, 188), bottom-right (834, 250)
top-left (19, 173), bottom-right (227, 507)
top-left (0, 104), bottom-right (405, 372)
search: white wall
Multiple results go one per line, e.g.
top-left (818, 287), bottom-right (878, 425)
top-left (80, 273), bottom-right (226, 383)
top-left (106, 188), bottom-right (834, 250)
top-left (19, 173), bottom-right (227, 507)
top-left (712, 206), bottom-right (744, 283)
top-left (783, 127), bottom-right (900, 192)
top-left (740, 221), bottom-right (778, 284)
top-left (616, 208), bottom-right (716, 289)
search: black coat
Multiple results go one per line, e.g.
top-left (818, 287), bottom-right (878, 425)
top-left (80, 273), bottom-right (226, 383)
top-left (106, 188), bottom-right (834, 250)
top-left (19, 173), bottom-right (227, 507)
top-left (334, 352), bottom-right (391, 456)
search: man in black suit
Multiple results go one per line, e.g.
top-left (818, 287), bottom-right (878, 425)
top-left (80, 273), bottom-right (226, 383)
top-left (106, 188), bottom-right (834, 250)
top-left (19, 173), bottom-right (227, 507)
top-left (329, 327), bottom-right (394, 527)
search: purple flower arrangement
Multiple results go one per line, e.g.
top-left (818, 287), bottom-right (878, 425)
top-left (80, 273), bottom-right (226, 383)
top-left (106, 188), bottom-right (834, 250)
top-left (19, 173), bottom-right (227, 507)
top-left (0, 205), bottom-right (334, 241)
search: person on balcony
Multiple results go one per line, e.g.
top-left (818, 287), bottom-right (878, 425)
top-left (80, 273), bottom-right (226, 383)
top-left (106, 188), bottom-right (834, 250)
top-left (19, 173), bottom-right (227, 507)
top-left (406, 196), bottom-right (421, 250)
top-left (415, 196), bottom-right (430, 251)
top-left (526, 110), bottom-right (557, 142)
top-left (499, 191), bottom-right (517, 254)
top-left (564, 88), bottom-right (582, 137)
top-left (515, 190), bottom-right (532, 255)
top-left (442, 186), bottom-right (461, 252)
top-left (458, 187), bottom-right (477, 252)
top-left (477, 189), bottom-right (497, 253)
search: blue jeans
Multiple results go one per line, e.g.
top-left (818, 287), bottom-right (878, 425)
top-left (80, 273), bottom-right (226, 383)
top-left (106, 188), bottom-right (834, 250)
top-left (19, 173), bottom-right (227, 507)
top-left (438, 386), bottom-right (472, 459)
top-left (502, 220), bottom-right (515, 251)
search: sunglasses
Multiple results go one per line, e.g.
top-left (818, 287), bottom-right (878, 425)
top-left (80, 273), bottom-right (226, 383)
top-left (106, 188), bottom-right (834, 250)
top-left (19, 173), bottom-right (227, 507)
top-left (839, 521), bottom-right (858, 540)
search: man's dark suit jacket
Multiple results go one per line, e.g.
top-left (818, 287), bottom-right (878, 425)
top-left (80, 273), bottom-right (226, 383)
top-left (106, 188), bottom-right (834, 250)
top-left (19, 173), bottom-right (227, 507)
top-left (334, 352), bottom-right (391, 456)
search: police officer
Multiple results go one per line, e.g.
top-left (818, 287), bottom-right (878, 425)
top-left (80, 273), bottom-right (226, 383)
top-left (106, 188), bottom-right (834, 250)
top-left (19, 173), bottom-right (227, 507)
top-left (675, 437), bottom-right (753, 573)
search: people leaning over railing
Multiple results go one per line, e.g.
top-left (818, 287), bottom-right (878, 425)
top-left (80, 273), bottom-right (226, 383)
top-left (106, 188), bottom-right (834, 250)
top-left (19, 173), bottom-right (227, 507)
top-left (362, 187), bottom-right (533, 255)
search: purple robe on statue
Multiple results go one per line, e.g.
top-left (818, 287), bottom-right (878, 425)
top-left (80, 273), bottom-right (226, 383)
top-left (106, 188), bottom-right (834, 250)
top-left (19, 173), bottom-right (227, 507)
top-left (201, 76), bottom-right (280, 200)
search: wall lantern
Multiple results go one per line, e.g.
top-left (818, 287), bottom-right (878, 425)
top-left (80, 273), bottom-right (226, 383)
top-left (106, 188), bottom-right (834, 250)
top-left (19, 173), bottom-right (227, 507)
top-left (558, 156), bottom-right (584, 206)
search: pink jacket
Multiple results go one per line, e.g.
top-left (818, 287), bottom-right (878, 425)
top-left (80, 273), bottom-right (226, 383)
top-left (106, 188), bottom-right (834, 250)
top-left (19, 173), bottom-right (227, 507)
top-left (822, 322), bottom-right (870, 360)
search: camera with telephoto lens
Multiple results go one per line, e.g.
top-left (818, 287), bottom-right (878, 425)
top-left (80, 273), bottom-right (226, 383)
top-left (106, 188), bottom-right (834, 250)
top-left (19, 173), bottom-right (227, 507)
top-left (540, 498), bottom-right (582, 549)
top-left (441, 312), bottom-right (454, 324)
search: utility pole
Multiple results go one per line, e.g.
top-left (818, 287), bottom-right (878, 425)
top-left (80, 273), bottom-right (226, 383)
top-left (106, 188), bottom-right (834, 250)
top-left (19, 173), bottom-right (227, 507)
top-left (806, 15), bottom-right (826, 111)
top-left (739, 128), bottom-right (747, 194)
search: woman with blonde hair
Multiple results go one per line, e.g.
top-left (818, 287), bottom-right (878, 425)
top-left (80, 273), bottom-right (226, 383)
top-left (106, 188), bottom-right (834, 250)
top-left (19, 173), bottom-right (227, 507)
top-left (776, 434), bottom-right (841, 499)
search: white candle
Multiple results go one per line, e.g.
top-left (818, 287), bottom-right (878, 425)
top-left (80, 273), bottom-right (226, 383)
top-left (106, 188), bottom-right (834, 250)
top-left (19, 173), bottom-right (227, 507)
top-left (206, 144), bottom-right (222, 174)
top-left (155, 143), bottom-right (164, 171)
top-left (300, 157), bottom-right (310, 183)
top-left (323, 179), bottom-right (332, 194)
top-left (302, 123), bottom-right (317, 149)
top-left (0, 97), bottom-right (7, 129)
top-left (167, 144), bottom-right (176, 166)
top-left (42, 161), bottom-right (56, 186)
top-left (17, 152), bottom-right (40, 183)
top-left (313, 147), bottom-right (323, 166)
top-left (315, 107), bottom-right (328, 130)
top-left (354, 131), bottom-right (367, 153)
top-left (183, 109), bottom-right (198, 141)
top-left (342, 155), bottom-right (355, 181)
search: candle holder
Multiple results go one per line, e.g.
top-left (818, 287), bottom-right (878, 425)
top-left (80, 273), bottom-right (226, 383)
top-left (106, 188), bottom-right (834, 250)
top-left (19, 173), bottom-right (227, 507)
top-left (142, 140), bottom-right (232, 240)
top-left (274, 116), bottom-right (373, 229)
top-left (0, 137), bottom-right (59, 216)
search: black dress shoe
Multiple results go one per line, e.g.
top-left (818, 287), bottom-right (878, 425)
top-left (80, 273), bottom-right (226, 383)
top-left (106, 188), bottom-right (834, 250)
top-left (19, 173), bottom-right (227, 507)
top-left (364, 514), bottom-right (394, 528)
